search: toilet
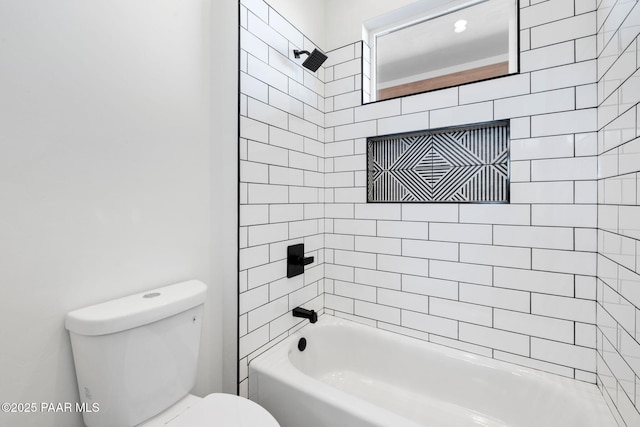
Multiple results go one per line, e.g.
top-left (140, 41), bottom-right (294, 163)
top-left (65, 280), bottom-right (280, 427)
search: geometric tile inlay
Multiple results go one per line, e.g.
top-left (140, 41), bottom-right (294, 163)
top-left (367, 121), bottom-right (509, 203)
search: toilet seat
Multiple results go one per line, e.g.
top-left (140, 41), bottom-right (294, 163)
top-left (139, 394), bottom-right (280, 427)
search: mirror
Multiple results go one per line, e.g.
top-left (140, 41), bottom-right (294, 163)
top-left (363, 0), bottom-right (519, 103)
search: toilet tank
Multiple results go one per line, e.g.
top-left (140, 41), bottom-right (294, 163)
top-left (65, 280), bottom-right (207, 427)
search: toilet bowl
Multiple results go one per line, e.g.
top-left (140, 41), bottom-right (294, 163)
top-left (139, 394), bottom-right (280, 427)
top-left (65, 280), bottom-right (280, 427)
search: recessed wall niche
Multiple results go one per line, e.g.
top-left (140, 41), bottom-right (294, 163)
top-left (367, 121), bottom-right (509, 203)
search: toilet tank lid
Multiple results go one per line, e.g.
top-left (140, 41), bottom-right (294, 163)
top-left (65, 280), bottom-right (207, 336)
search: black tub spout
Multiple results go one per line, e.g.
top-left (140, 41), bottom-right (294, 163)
top-left (292, 307), bottom-right (317, 323)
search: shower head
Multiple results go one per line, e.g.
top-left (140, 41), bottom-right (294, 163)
top-left (293, 49), bottom-right (328, 72)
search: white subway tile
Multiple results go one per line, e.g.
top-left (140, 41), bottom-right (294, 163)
top-left (495, 88), bottom-right (575, 119)
top-left (247, 140), bottom-right (288, 167)
top-left (325, 263), bottom-right (354, 282)
top-left (379, 288), bottom-right (430, 313)
top-left (355, 268), bottom-right (401, 290)
top-left (241, 0), bottom-right (268, 22)
top-left (355, 99), bottom-right (401, 122)
top-left (378, 254), bottom-right (429, 276)
top-left (531, 61), bottom-right (596, 93)
top-left (531, 109), bottom-right (598, 137)
top-left (377, 220), bottom-right (429, 239)
top-left (459, 204), bottom-right (530, 225)
top-left (334, 58), bottom-right (361, 80)
top-left (325, 44), bottom-right (355, 68)
top-left (334, 218), bottom-right (376, 236)
top-left (460, 323), bottom-right (530, 356)
top-left (240, 285), bottom-right (269, 314)
top-left (289, 219), bottom-right (318, 239)
top-left (247, 296), bottom-right (288, 331)
top-left (532, 204), bottom-right (597, 227)
top-left (289, 79), bottom-right (318, 108)
top-left (240, 116), bottom-right (269, 143)
top-left (402, 239), bottom-right (459, 262)
top-left (241, 70), bottom-right (269, 101)
top-left (430, 223), bottom-right (492, 244)
top-left (460, 244), bottom-right (532, 269)
top-left (325, 203), bottom-right (354, 219)
top-left (402, 204), bottom-right (458, 222)
top-left (248, 12), bottom-right (288, 56)
top-left (241, 160), bottom-right (269, 183)
top-left (240, 245), bottom-right (270, 271)
top-left (289, 150), bottom-right (318, 171)
top-left (326, 234), bottom-right (354, 251)
top-left (430, 102), bottom-right (494, 129)
top-left (510, 135), bottom-right (574, 160)
top-left (460, 284), bottom-right (530, 312)
top-left (402, 310), bottom-right (458, 338)
top-left (494, 351), bottom-right (574, 378)
top-left (354, 204), bottom-right (401, 220)
top-left (532, 294), bottom-right (595, 323)
top-left (240, 204), bottom-right (269, 226)
top-left (531, 338), bottom-right (595, 372)
top-left (289, 186), bottom-right (318, 203)
top-left (495, 309), bottom-right (574, 343)
top-left (334, 187), bottom-right (366, 203)
top-left (269, 9), bottom-right (303, 47)
top-left (326, 109), bottom-right (354, 127)
top-left (239, 324), bottom-right (269, 359)
top-left (576, 35), bottom-right (597, 61)
top-left (356, 236), bottom-right (402, 255)
top-left (335, 250), bottom-right (377, 269)
top-left (325, 293), bottom-right (354, 313)
top-left (510, 182), bottom-right (574, 204)
top-left (377, 111), bottom-right (431, 136)
top-left (326, 77), bottom-right (355, 98)
top-left (531, 12), bottom-right (596, 49)
top-left (289, 115), bottom-right (318, 139)
top-left (494, 225), bottom-right (573, 250)
top-left (248, 222), bottom-right (288, 246)
top-left (335, 280), bottom-right (376, 302)
top-left (269, 204), bottom-right (304, 223)
top-left (459, 74), bottom-right (530, 104)
top-left (520, 0), bottom-right (574, 29)
top-left (269, 165), bottom-right (303, 186)
top-left (494, 266), bottom-right (574, 296)
top-left (430, 260), bottom-right (493, 286)
top-left (531, 156), bottom-right (597, 181)
top-left (402, 275), bottom-right (458, 299)
top-left (532, 249), bottom-right (597, 276)
top-left (355, 300), bottom-right (400, 324)
top-left (429, 298), bottom-right (493, 326)
top-left (247, 55), bottom-right (288, 93)
top-left (334, 120), bottom-right (376, 141)
top-left (247, 183), bottom-right (288, 204)
top-left (248, 259), bottom-right (286, 289)
top-left (401, 87), bottom-right (458, 114)
top-left (520, 41), bottom-right (575, 72)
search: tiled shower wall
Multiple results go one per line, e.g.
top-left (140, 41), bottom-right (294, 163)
top-left (323, 0), bottom-right (600, 381)
top-left (239, 0), bottom-right (614, 399)
top-left (238, 0), bottom-right (326, 395)
top-left (595, 0), bottom-right (640, 425)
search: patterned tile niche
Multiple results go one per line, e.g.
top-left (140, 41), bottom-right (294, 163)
top-left (367, 121), bottom-right (509, 203)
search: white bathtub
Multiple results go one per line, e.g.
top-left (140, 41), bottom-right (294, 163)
top-left (249, 315), bottom-right (617, 427)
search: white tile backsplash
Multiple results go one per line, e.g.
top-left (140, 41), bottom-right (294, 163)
top-left (239, 2), bottom-right (640, 416)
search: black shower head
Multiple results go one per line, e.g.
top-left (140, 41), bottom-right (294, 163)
top-left (293, 49), bottom-right (328, 72)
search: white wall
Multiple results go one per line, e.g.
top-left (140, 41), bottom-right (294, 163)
top-left (324, 0), bottom-right (416, 51)
top-left (0, 1), bottom-right (228, 425)
top-left (264, 0), bottom-right (327, 48)
top-left (596, 0), bottom-right (640, 425)
top-left (238, 0), bottom-right (327, 396)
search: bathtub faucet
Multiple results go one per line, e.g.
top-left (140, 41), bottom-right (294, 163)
top-left (292, 307), bottom-right (317, 324)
